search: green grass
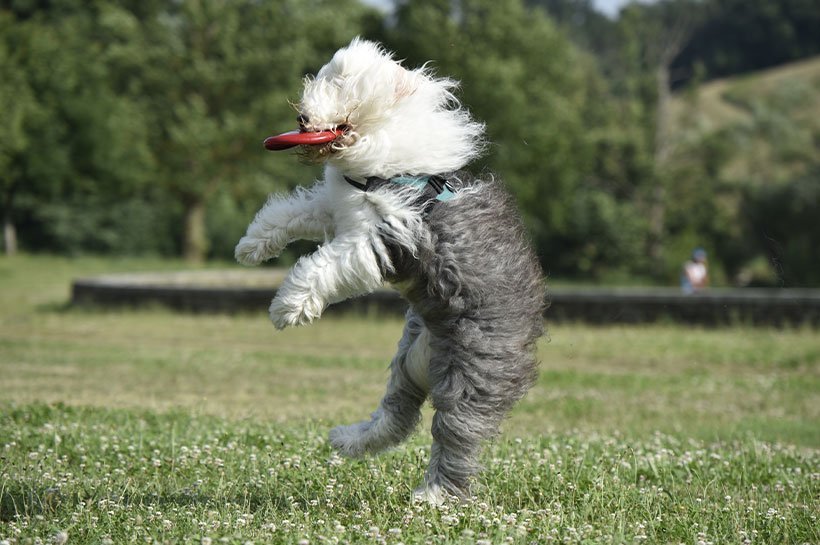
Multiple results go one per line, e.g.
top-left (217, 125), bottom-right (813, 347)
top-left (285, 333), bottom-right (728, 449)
top-left (1, 255), bottom-right (818, 544)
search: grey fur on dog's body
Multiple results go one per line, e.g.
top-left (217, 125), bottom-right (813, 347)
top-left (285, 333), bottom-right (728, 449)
top-left (330, 172), bottom-right (545, 497)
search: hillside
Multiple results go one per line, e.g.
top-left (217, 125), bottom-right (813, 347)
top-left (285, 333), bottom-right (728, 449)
top-left (670, 55), bottom-right (820, 182)
top-left (671, 55), bottom-right (820, 126)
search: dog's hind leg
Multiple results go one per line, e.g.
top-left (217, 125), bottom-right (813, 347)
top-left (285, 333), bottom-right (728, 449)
top-left (329, 311), bottom-right (429, 457)
top-left (415, 348), bottom-right (508, 503)
top-left (415, 405), bottom-right (493, 503)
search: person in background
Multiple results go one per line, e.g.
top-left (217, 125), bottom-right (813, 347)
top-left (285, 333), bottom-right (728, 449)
top-left (681, 248), bottom-right (709, 294)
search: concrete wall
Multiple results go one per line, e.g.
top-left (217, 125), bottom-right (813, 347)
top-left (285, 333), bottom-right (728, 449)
top-left (71, 273), bottom-right (819, 326)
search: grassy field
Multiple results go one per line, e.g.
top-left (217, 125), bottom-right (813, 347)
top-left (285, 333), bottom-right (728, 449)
top-left (1, 255), bottom-right (817, 544)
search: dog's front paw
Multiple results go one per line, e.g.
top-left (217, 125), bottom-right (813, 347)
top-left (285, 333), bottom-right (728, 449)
top-left (268, 294), bottom-right (323, 330)
top-left (234, 235), bottom-right (280, 266)
top-left (329, 422), bottom-right (373, 458)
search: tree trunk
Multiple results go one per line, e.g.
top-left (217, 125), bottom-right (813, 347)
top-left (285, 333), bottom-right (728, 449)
top-left (3, 218), bottom-right (17, 256)
top-left (647, 62), bottom-right (672, 268)
top-left (645, 11), bottom-right (694, 274)
top-left (182, 199), bottom-right (208, 263)
top-left (3, 189), bottom-right (17, 256)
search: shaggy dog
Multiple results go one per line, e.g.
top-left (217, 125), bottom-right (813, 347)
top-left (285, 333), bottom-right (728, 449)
top-left (235, 38), bottom-right (545, 503)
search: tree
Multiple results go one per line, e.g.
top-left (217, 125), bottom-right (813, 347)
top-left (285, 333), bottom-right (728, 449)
top-left (672, 0), bottom-right (820, 86)
top-left (103, 0), bottom-right (375, 262)
top-left (387, 0), bottom-right (622, 275)
top-left (525, 0), bottom-right (619, 60)
top-left (0, 14), bottom-right (34, 255)
top-left (607, 1), bottom-right (704, 277)
top-left (741, 170), bottom-right (820, 287)
top-left (0, 5), bottom-right (152, 255)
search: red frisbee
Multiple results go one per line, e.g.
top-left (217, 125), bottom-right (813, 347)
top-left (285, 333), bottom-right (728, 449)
top-left (263, 129), bottom-right (343, 151)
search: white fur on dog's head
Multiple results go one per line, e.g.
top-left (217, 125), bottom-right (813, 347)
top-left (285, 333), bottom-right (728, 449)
top-left (298, 38), bottom-right (485, 178)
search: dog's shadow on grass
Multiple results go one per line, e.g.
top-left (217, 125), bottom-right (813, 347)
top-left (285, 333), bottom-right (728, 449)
top-left (1, 476), bottom-right (401, 523)
top-left (0, 483), bottom-right (290, 522)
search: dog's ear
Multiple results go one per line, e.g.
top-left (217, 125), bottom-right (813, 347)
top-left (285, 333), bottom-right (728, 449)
top-left (394, 66), bottom-right (418, 101)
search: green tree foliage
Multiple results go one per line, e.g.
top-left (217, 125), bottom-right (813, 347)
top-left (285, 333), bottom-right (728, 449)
top-left (1, 0), bottom-right (817, 285)
top-left (741, 171), bottom-right (820, 287)
top-left (531, 0), bottom-right (820, 285)
top-left (728, 76), bottom-right (820, 286)
top-left (386, 0), bottom-right (648, 277)
top-left (0, 4), bottom-right (154, 255)
top-left (524, 0), bottom-right (619, 64)
top-left (0, 0), bottom-right (376, 261)
top-left (100, 0), bottom-right (373, 262)
top-left (0, 12), bottom-right (34, 255)
top-left (672, 0), bottom-right (820, 86)
top-left (665, 52), bottom-right (820, 286)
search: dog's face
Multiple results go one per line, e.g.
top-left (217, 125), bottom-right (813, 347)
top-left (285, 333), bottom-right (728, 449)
top-left (273, 38), bottom-right (485, 178)
top-left (296, 39), bottom-right (413, 162)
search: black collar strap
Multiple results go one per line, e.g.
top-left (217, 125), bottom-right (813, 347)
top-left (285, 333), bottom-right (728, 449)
top-left (344, 174), bottom-right (455, 202)
top-left (343, 176), bottom-right (369, 191)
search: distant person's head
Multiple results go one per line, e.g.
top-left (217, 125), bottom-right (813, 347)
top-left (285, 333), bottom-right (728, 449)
top-left (692, 248), bottom-right (707, 263)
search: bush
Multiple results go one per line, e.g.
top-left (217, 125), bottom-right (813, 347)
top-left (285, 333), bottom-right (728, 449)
top-left (19, 194), bottom-right (180, 256)
top-left (741, 171), bottom-right (820, 286)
